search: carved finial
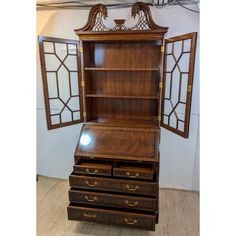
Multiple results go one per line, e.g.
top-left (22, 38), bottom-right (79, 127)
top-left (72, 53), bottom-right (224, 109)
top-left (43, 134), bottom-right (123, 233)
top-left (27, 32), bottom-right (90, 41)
top-left (113, 19), bottom-right (127, 31)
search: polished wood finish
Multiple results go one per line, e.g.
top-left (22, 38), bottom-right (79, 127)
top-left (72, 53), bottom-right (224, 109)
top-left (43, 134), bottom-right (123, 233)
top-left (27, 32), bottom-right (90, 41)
top-left (73, 159), bottom-right (113, 176)
top-left (113, 162), bottom-right (155, 180)
top-left (87, 117), bottom-right (158, 128)
top-left (83, 42), bottom-right (162, 68)
top-left (67, 203), bottom-right (156, 231)
top-left (75, 124), bottom-right (159, 162)
top-left (69, 174), bottom-right (158, 196)
top-left (37, 176), bottom-right (199, 236)
top-left (82, 41), bottom-right (161, 123)
top-left (69, 188), bottom-right (158, 211)
top-left (75, 2), bottom-right (168, 33)
top-left (44, 1), bottom-right (198, 231)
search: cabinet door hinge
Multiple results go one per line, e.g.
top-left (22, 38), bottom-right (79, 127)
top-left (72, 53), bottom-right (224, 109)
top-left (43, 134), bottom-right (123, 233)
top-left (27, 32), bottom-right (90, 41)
top-left (159, 82), bottom-right (163, 89)
top-left (81, 80), bottom-right (85, 87)
top-left (79, 47), bottom-right (83, 53)
top-left (187, 85), bottom-right (192, 92)
top-left (156, 115), bottom-right (161, 122)
top-left (83, 112), bottom-right (87, 118)
top-left (161, 45), bottom-right (165, 53)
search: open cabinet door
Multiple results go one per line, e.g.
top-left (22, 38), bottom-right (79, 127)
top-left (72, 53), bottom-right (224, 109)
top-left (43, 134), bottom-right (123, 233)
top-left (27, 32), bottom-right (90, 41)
top-left (161, 32), bottom-right (197, 138)
top-left (38, 36), bottom-right (83, 130)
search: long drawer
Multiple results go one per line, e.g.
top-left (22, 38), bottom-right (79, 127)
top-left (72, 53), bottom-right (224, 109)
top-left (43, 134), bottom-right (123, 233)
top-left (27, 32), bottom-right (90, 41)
top-left (67, 203), bottom-right (156, 231)
top-left (69, 188), bottom-right (158, 211)
top-left (69, 173), bottom-right (158, 196)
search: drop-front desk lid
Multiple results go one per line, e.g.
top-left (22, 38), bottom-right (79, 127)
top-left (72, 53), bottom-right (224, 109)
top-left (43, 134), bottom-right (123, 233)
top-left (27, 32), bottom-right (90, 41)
top-left (75, 124), bottom-right (159, 162)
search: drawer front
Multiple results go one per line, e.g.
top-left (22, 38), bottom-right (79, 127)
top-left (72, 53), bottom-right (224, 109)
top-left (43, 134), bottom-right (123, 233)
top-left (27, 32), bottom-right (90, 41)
top-left (67, 203), bottom-right (156, 231)
top-left (73, 159), bottom-right (112, 177)
top-left (69, 189), bottom-right (158, 211)
top-left (114, 169), bottom-right (153, 180)
top-left (113, 162), bottom-right (155, 180)
top-left (69, 174), bottom-right (157, 196)
top-left (73, 164), bottom-right (111, 176)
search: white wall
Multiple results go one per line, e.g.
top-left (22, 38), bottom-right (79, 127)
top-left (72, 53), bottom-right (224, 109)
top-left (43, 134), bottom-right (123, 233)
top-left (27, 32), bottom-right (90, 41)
top-left (37, 5), bottom-right (199, 190)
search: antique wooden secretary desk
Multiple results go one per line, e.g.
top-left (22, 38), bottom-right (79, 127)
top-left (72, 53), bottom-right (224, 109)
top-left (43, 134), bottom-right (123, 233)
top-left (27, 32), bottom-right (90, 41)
top-left (39, 2), bottom-right (197, 231)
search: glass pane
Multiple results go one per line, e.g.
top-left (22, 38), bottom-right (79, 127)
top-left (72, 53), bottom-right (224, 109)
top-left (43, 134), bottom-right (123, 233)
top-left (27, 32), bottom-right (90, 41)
top-left (173, 41), bottom-right (182, 59)
top-left (45, 54), bottom-right (60, 71)
top-left (183, 39), bottom-right (191, 52)
top-left (68, 44), bottom-right (77, 54)
top-left (73, 111), bottom-right (81, 121)
top-left (169, 113), bottom-right (177, 128)
top-left (175, 103), bottom-right (186, 121)
top-left (70, 72), bottom-right (79, 96)
top-left (163, 115), bottom-right (169, 125)
top-left (180, 74), bottom-right (188, 103)
top-left (55, 43), bottom-right (67, 60)
top-left (43, 42), bottom-right (54, 53)
top-left (47, 72), bottom-right (58, 98)
top-left (61, 110), bottom-right (72, 122)
top-left (178, 120), bottom-right (185, 132)
top-left (64, 55), bottom-right (77, 71)
top-left (171, 67), bottom-right (180, 106)
top-left (164, 99), bottom-right (172, 115)
top-left (51, 115), bottom-right (60, 125)
top-left (179, 53), bottom-right (190, 73)
top-left (167, 42), bottom-right (172, 54)
top-left (166, 55), bottom-right (175, 72)
top-left (57, 65), bottom-right (70, 102)
top-left (49, 99), bottom-right (63, 115)
top-left (67, 97), bottom-right (80, 111)
top-left (165, 73), bottom-right (171, 99)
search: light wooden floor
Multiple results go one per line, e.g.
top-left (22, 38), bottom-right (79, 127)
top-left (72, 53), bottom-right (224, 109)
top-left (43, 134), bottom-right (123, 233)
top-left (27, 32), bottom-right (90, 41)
top-left (37, 176), bottom-right (199, 236)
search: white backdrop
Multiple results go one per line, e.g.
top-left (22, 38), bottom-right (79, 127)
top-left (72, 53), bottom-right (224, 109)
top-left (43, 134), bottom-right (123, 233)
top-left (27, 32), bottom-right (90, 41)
top-left (36, 5), bottom-right (199, 191)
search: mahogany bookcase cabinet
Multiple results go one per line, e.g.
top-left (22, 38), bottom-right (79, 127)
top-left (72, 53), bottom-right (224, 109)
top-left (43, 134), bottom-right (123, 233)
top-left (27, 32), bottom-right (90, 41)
top-left (39, 2), bottom-right (197, 231)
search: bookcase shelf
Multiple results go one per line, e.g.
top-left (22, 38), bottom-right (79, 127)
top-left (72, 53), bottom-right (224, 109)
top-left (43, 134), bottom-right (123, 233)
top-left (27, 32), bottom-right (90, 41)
top-left (84, 67), bottom-right (160, 71)
top-left (86, 94), bottom-right (159, 99)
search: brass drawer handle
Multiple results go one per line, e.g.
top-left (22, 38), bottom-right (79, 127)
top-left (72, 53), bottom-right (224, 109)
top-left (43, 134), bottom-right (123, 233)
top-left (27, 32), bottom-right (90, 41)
top-left (126, 172), bottom-right (140, 178)
top-left (85, 195), bottom-right (97, 202)
top-left (85, 180), bottom-right (98, 187)
top-left (83, 213), bottom-right (96, 218)
top-left (125, 200), bottom-right (138, 206)
top-left (85, 169), bottom-right (98, 175)
top-left (126, 184), bottom-right (139, 191)
top-left (125, 218), bottom-right (137, 225)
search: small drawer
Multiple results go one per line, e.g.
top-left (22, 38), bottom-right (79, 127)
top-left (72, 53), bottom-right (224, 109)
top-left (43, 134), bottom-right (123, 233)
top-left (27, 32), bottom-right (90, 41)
top-left (113, 162), bottom-right (155, 180)
top-left (67, 203), bottom-right (156, 231)
top-left (69, 173), bottom-right (157, 196)
top-left (73, 159), bottom-right (112, 177)
top-left (69, 188), bottom-right (158, 211)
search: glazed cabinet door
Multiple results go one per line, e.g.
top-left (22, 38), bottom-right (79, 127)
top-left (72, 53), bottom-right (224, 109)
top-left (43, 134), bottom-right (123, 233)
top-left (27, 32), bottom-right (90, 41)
top-left (161, 32), bottom-right (197, 138)
top-left (38, 36), bottom-right (84, 129)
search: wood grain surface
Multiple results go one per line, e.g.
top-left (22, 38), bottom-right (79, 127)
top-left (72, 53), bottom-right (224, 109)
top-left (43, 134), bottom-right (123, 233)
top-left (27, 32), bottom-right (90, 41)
top-left (37, 176), bottom-right (199, 236)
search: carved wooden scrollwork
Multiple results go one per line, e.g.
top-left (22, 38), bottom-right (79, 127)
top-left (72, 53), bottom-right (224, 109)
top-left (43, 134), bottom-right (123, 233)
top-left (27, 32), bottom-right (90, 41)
top-left (76, 2), bottom-right (167, 32)
top-left (78, 4), bottom-right (109, 31)
top-left (130, 2), bottom-right (165, 30)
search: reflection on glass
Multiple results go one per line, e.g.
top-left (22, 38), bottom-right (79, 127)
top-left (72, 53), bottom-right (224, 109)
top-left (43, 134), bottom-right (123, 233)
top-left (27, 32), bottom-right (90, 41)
top-left (80, 133), bottom-right (92, 146)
